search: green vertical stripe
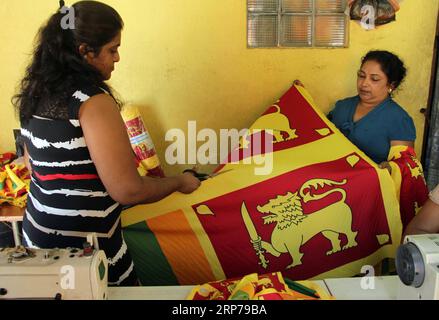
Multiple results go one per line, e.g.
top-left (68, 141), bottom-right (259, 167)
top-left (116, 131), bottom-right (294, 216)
top-left (123, 221), bottom-right (179, 286)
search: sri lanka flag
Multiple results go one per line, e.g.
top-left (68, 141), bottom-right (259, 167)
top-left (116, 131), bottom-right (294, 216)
top-left (121, 84), bottom-right (428, 285)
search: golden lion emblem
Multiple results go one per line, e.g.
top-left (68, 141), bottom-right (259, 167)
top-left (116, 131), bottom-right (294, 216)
top-left (240, 104), bottom-right (298, 149)
top-left (250, 178), bottom-right (358, 269)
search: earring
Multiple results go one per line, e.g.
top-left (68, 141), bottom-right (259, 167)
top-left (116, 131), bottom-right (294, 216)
top-left (388, 88), bottom-right (393, 94)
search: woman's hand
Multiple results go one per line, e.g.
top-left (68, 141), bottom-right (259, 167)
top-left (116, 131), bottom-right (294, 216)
top-left (379, 161), bottom-right (392, 174)
top-left (178, 172), bottom-right (201, 194)
top-left (293, 79), bottom-right (305, 88)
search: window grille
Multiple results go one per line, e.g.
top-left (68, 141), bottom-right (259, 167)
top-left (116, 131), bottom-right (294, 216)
top-left (248, 0), bottom-right (349, 48)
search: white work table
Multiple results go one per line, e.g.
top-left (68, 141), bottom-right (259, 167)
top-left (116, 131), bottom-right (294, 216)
top-left (324, 276), bottom-right (398, 300)
top-left (108, 276), bottom-right (399, 300)
top-left (108, 285), bottom-right (194, 300)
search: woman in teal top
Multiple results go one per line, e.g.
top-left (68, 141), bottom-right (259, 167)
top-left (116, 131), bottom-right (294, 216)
top-left (327, 50), bottom-right (416, 166)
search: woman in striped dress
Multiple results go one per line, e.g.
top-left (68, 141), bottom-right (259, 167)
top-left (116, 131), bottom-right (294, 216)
top-left (13, 1), bottom-right (200, 286)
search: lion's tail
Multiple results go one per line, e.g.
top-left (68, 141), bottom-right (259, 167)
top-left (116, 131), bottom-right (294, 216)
top-left (299, 178), bottom-right (347, 203)
top-left (271, 104), bottom-right (281, 113)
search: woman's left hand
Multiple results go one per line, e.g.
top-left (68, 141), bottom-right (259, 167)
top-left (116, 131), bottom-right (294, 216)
top-left (293, 79), bottom-right (305, 88)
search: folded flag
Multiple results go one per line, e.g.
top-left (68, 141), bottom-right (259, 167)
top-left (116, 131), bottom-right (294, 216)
top-left (187, 272), bottom-right (333, 300)
top-left (0, 154), bottom-right (30, 208)
top-left (387, 146), bottom-right (429, 230)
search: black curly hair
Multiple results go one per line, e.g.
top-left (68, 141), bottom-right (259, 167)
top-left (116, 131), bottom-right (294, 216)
top-left (13, 1), bottom-right (124, 123)
top-left (361, 50), bottom-right (407, 90)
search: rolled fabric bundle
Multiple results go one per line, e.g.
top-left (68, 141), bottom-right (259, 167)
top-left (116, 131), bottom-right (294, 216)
top-left (121, 105), bottom-right (165, 177)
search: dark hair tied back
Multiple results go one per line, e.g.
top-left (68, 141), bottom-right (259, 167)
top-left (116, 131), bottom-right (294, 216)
top-left (361, 50), bottom-right (407, 90)
top-left (13, 1), bottom-right (123, 123)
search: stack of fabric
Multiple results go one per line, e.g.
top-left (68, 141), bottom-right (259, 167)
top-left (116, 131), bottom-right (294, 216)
top-left (0, 153), bottom-right (30, 208)
top-left (187, 272), bottom-right (333, 300)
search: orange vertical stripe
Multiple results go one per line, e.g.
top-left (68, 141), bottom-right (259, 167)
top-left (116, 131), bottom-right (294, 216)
top-left (148, 210), bottom-right (215, 285)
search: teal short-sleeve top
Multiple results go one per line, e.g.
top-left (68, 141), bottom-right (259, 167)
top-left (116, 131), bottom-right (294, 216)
top-left (328, 95), bottom-right (416, 164)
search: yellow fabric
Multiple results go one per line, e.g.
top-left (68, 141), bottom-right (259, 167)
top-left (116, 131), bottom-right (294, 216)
top-left (387, 145), bottom-right (407, 200)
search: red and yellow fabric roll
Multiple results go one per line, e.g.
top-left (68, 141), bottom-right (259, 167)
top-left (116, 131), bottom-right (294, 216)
top-left (121, 105), bottom-right (165, 177)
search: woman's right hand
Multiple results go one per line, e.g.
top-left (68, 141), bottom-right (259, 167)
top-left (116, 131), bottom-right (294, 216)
top-left (178, 172), bottom-right (202, 194)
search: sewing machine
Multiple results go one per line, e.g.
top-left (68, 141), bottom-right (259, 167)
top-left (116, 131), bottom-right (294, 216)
top-left (0, 246), bottom-right (108, 300)
top-left (395, 234), bottom-right (439, 300)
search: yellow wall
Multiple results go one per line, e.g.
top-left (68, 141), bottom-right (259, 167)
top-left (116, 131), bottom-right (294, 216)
top-left (1, 0), bottom-right (438, 175)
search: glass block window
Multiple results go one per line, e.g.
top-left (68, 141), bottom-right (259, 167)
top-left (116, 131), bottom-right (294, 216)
top-left (248, 0), bottom-right (349, 48)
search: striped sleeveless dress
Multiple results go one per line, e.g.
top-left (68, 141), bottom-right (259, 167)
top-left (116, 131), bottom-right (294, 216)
top-left (21, 86), bottom-right (137, 286)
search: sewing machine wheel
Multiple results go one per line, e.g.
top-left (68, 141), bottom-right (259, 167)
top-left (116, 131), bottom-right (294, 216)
top-left (396, 242), bottom-right (425, 288)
